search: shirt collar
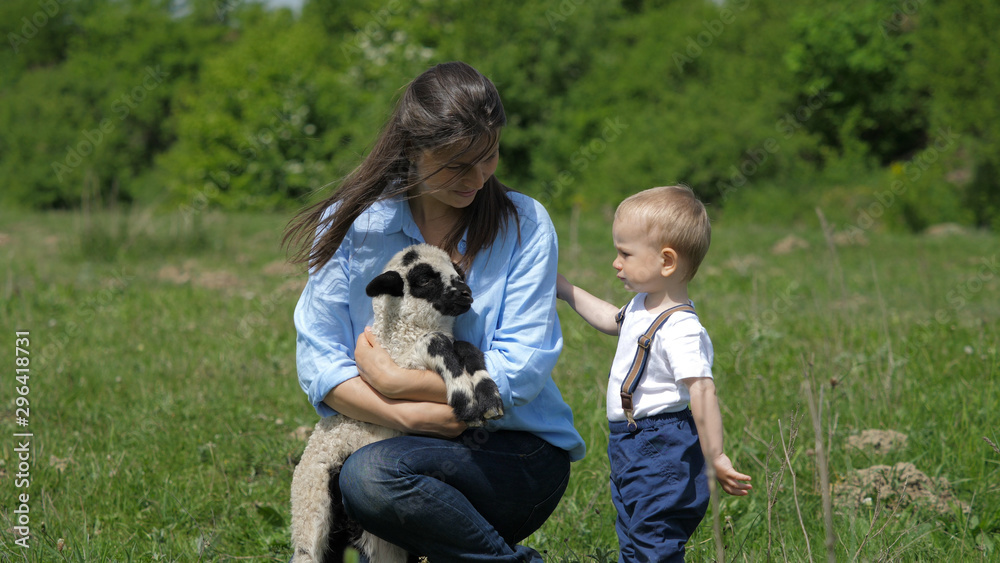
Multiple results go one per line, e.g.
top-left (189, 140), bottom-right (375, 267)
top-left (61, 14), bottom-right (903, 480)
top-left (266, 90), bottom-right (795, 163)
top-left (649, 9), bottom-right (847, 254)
top-left (374, 194), bottom-right (468, 250)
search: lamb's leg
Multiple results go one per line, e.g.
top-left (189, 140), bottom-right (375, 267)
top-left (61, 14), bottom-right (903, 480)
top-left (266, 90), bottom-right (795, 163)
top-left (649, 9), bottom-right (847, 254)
top-left (326, 468), bottom-right (362, 563)
top-left (453, 340), bottom-right (504, 424)
top-left (290, 422), bottom-right (340, 563)
top-left (355, 531), bottom-right (409, 563)
top-left (418, 333), bottom-right (503, 425)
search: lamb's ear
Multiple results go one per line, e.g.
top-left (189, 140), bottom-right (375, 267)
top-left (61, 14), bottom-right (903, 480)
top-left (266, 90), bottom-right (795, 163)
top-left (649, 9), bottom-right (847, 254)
top-left (366, 271), bottom-right (405, 298)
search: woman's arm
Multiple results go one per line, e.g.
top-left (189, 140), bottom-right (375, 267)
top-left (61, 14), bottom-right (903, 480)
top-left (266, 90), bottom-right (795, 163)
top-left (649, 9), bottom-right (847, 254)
top-left (294, 243), bottom-right (363, 417)
top-left (323, 377), bottom-right (466, 438)
top-left (295, 211), bottom-right (451, 425)
top-left (556, 273), bottom-right (620, 335)
top-left (353, 328), bottom-right (449, 402)
top-left (478, 208), bottom-right (567, 408)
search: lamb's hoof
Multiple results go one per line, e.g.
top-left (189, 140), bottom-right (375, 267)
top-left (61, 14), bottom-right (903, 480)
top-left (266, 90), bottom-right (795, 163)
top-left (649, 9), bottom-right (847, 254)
top-left (472, 374), bottom-right (504, 421)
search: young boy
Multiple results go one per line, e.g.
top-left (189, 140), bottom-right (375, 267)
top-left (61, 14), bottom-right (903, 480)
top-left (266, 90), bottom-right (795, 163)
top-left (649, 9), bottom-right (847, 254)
top-left (557, 185), bottom-right (751, 562)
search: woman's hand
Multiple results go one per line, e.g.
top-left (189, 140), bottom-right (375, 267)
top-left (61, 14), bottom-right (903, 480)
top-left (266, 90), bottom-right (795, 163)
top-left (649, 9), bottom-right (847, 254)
top-left (324, 377), bottom-right (466, 438)
top-left (355, 328), bottom-right (451, 403)
top-left (391, 401), bottom-right (467, 439)
top-left (354, 328), bottom-right (404, 397)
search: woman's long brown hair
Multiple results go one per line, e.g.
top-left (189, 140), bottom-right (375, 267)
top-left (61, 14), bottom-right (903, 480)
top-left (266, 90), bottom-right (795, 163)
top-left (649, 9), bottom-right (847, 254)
top-left (283, 62), bottom-right (519, 273)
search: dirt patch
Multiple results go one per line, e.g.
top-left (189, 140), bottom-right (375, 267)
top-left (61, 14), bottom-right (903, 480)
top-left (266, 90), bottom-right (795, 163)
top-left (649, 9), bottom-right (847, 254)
top-left (833, 462), bottom-right (968, 515)
top-left (49, 455), bottom-right (73, 473)
top-left (157, 262), bottom-right (241, 291)
top-left (832, 229), bottom-right (869, 247)
top-left (771, 235), bottom-right (809, 255)
top-left (278, 278), bottom-right (307, 295)
top-left (157, 264), bottom-right (192, 284)
top-left (263, 259), bottom-right (303, 278)
top-left (723, 254), bottom-right (763, 275)
top-left (195, 270), bottom-right (241, 290)
top-left (847, 429), bottom-right (908, 454)
top-left (924, 223), bottom-right (967, 237)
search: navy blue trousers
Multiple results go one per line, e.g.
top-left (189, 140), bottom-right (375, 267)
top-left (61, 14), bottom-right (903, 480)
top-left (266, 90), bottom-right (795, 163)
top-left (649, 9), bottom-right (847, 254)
top-left (608, 409), bottom-right (710, 563)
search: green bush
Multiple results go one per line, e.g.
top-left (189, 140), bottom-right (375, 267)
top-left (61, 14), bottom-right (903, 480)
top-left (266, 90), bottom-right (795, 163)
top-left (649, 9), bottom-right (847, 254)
top-left (910, 0), bottom-right (1000, 228)
top-left (1, 0), bottom-right (997, 231)
top-left (0, 0), bottom-right (223, 209)
top-left (783, 0), bottom-right (929, 165)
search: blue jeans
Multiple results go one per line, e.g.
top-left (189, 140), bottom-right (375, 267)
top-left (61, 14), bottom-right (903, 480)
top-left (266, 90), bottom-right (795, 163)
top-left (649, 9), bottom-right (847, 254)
top-left (608, 409), bottom-right (710, 563)
top-left (340, 429), bottom-right (571, 562)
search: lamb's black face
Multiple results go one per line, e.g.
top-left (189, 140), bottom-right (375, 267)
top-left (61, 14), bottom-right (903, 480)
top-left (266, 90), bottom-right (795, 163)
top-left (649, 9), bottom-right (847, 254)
top-left (406, 262), bottom-right (473, 317)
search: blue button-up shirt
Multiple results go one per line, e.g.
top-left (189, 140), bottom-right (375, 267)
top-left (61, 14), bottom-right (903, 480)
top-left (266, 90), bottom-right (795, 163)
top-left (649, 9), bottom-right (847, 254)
top-left (293, 191), bottom-right (586, 461)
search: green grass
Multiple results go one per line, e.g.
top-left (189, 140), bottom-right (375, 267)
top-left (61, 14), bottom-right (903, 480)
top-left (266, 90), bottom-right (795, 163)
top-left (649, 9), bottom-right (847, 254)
top-left (1, 206), bottom-right (997, 562)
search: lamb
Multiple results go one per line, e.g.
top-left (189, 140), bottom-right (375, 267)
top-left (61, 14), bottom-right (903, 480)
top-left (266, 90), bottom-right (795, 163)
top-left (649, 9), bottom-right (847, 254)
top-left (290, 244), bottom-right (505, 563)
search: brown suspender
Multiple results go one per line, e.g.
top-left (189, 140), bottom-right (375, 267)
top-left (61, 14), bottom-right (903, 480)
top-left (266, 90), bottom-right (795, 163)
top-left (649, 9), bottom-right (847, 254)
top-left (616, 303), bottom-right (696, 430)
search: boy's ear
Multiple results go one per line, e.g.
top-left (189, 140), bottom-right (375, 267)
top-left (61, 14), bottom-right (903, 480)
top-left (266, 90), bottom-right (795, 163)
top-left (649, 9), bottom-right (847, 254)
top-left (660, 247), bottom-right (680, 278)
top-left (366, 271), bottom-right (405, 297)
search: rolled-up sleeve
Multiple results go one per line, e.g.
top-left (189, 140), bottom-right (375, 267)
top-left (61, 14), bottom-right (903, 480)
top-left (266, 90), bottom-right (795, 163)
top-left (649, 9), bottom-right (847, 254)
top-left (293, 241), bottom-right (357, 417)
top-left (483, 211), bottom-right (563, 409)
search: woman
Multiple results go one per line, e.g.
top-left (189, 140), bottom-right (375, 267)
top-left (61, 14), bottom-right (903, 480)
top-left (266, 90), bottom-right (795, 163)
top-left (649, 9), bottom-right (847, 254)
top-left (284, 62), bottom-right (585, 562)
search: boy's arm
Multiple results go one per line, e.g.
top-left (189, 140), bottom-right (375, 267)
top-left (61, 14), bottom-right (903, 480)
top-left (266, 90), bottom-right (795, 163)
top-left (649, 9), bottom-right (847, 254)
top-left (684, 377), bottom-right (752, 496)
top-left (556, 273), bottom-right (621, 335)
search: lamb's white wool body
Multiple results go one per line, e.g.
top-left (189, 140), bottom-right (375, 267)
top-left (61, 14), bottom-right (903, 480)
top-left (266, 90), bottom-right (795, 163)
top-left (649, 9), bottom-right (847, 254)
top-left (290, 244), bottom-right (504, 563)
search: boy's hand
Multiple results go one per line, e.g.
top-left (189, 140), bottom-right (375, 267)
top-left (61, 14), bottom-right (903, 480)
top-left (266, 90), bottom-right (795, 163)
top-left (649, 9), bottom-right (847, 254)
top-left (712, 453), bottom-right (752, 496)
top-left (554, 273), bottom-right (621, 335)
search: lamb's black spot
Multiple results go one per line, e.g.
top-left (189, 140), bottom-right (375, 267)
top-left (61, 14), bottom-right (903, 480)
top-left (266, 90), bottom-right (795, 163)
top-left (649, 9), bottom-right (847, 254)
top-left (407, 263), bottom-right (472, 316)
top-left (407, 263), bottom-right (445, 300)
top-left (427, 332), bottom-right (463, 379)
top-left (449, 390), bottom-right (472, 421)
top-left (401, 249), bottom-right (419, 266)
top-left (453, 340), bottom-right (487, 372)
top-left (475, 377), bottom-right (502, 404)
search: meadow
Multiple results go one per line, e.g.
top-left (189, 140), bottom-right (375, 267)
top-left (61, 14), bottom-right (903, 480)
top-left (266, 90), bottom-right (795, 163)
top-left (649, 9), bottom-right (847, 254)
top-left (1, 205), bottom-right (997, 562)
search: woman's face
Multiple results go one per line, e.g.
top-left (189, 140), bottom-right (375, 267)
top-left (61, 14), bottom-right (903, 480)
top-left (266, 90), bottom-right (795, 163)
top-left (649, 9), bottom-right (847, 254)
top-left (413, 136), bottom-right (500, 211)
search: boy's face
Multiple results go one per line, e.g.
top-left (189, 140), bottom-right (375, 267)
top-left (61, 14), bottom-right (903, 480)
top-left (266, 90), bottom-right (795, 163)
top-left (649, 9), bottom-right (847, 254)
top-left (611, 217), bottom-right (674, 294)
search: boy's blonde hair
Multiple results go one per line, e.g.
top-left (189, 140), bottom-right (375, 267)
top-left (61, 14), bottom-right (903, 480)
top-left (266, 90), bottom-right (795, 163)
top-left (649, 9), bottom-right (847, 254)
top-left (614, 185), bottom-right (711, 282)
